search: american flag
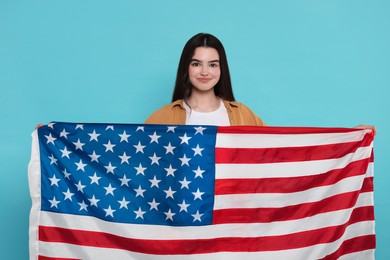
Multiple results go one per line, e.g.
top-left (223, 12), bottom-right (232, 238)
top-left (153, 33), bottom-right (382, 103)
top-left (28, 122), bottom-right (375, 259)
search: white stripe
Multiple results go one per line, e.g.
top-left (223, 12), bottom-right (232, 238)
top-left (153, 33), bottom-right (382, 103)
top-left (216, 145), bottom-right (373, 179)
top-left (366, 162), bottom-right (374, 177)
top-left (216, 130), bottom-right (370, 148)
top-left (39, 191), bottom-right (372, 240)
top-left (37, 221), bottom-right (375, 260)
top-left (338, 249), bottom-right (375, 260)
top-left (214, 175), bottom-right (364, 209)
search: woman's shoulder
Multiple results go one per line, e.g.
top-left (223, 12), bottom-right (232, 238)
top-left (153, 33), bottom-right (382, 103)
top-left (144, 100), bottom-right (186, 124)
top-left (223, 100), bottom-right (266, 126)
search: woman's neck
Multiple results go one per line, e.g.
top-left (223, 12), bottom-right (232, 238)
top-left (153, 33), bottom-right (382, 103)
top-left (186, 93), bottom-right (221, 112)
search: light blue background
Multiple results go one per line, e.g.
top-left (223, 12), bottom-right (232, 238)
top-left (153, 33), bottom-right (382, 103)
top-left (0, 0), bottom-right (389, 259)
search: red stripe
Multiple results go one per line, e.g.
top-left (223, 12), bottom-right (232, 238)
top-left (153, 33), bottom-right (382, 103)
top-left (38, 256), bottom-right (80, 260)
top-left (215, 158), bottom-right (370, 194)
top-left (217, 126), bottom-right (367, 134)
top-left (320, 235), bottom-right (376, 259)
top-left (38, 207), bottom-right (373, 255)
top-left (215, 134), bottom-right (372, 164)
top-left (362, 177), bottom-right (374, 192)
top-left (213, 190), bottom-right (371, 224)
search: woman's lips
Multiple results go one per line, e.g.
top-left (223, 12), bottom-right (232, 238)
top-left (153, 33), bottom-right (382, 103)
top-left (197, 78), bottom-right (211, 83)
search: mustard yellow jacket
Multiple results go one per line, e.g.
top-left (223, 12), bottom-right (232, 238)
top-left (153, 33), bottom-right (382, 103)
top-left (145, 99), bottom-right (266, 126)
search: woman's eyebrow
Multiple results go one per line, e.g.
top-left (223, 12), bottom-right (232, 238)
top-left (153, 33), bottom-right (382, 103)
top-left (190, 59), bottom-right (220, 63)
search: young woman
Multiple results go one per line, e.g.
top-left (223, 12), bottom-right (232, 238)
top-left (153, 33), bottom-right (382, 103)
top-left (145, 33), bottom-right (265, 126)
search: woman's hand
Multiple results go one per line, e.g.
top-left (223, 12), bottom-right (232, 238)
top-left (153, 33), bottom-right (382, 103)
top-left (354, 125), bottom-right (376, 135)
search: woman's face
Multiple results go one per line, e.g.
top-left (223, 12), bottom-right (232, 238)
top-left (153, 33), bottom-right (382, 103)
top-left (188, 47), bottom-right (221, 94)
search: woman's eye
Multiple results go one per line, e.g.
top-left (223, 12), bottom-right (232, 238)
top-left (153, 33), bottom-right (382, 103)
top-left (210, 63), bottom-right (219, 68)
top-left (191, 62), bottom-right (200, 67)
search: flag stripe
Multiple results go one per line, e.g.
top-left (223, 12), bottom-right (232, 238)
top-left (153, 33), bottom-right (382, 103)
top-left (215, 158), bottom-right (370, 194)
top-left (320, 235), bottom-right (376, 260)
top-left (215, 136), bottom-right (372, 164)
top-left (216, 126), bottom-right (367, 135)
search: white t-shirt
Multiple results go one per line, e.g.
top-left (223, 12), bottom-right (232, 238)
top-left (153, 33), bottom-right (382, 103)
top-left (183, 99), bottom-right (230, 126)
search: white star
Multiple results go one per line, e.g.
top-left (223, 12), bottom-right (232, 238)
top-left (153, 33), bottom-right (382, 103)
top-left (134, 141), bottom-right (145, 154)
top-left (62, 168), bottom-right (71, 179)
top-left (60, 129), bottom-right (69, 138)
top-left (88, 150), bottom-right (101, 163)
top-left (45, 133), bottom-right (57, 145)
top-left (63, 189), bottom-right (74, 201)
top-left (73, 139), bottom-right (85, 151)
top-left (104, 205), bottom-right (115, 217)
top-left (179, 133), bottom-right (192, 144)
top-left (134, 207), bottom-right (146, 219)
top-left (167, 126), bottom-right (176, 132)
top-left (89, 172), bottom-right (101, 185)
top-left (48, 154), bottom-right (58, 165)
top-left (178, 200), bottom-right (190, 212)
top-left (192, 144), bottom-right (204, 156)
top-left (192, 188), bottom-right (205, 200)
top-left (179, 154), bottom-right (191, 166)
top-left (134, 185), bottom-right (146, 197)
top-left (193, 166), bottom-right (205, 178)
top-left (164, 142), bottom-right (176, 154)
top-left (49, 174), bottom-right (60, 186)
top-left (165, 164), bottom-right (177, 177)
top-left (164, 186), bottom-right (176, 199)
top-left (88, 195), bottom-right (100, 207)
top-left (75, 181), bottom-right (86, 193)
top-left (149, 153), bottom-right (161, 165)
top-left (104, 184), bottom-right (116, 196)
top-left (192, 210), bottom-right (204, 222)
top-left (106, 125), bottom-right (114, 131)
top-left (149, 131), bottom-right (161, 144)
top-left (164, 209), bottom-right (176, 221)
top-left (49, 197), bottom-right (60, 208)
top-left (88, 130), bottom-right (100, 142)
top-left (104, 162), bottom-right (116, 174)
top-left (148, 199), bottom-right (160, 211)
top-left (179, 177), bottom-right (191, 189)
top-left (118, 151), bottom-right (131, 164)
top-left (75, 124), bottom-right (84, 130)
top-left (103, 140), bottom-right (116, 152)
top-left (47, 123), bottom-right (55, 129)
top-left (118, 197), bottom-right (130, 209)
top-left (75, 159), bottom-right (87, 172)
top-left (119, 174), bottom-right (131, 186)
top-left (194, 126), bottom-right (206, 135)
top-left (78, 201), bottom-right (88, 211)
top-left (134, 163), bottom-right (146, 175)
top-left (149, 176), bottom-right (161, 188)
top-left (60, 147), bottom-right (72, 158)
top-left (136, 126), bottom-right (144, 132)
top-left (119, 130), bottom-right (131, 142)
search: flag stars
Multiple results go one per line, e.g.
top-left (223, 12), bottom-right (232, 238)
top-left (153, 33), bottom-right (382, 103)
top-left (136, 126), bottom-right (144, 132)
top-left (134, 163), bottom-right (146, 175)
top-left (103, 140), bottom-right (116, 152)
top-left (167, 126), bottom-right (176, 132)
top-left (179, 177), bottom-right (191, 189)
top-left (104, 184), bottom-right (116, 196)
top-left (88, 151), bottom-right (101, 163)
top-left (75, 124), bottom-right (84, 130)
top-left (149, 131), bottom-right (161, 144)
top-left (106, 125), bottom-right (114, 131)
top-left (78, 201), bottom-right (88, 211)
top-left (165, 164), bottom-right (177, 177)
top-left (194, 126), bottom-right (206, 135)
top-left (48, 154), bottom-right (58, 165)
top-left (164, 209), bottom-right (176, 221)
top-left (164, 186), bottom-right (176, 199)
top-left (104, 162), bottom-right (116, 174)
top-left (178, 200), bottom-right (190, 212)
top-left (192, 210), bottom-right (204, 222)
top-left (119, 151), bottom-right (131, 164)
top-left (63, 189), bottom-right (74, 201)
top-left (179, 154), bottom-right (191, 166)
top-left (104, 206), bottom-right (116, 217)
top-left (75, 159), bottom-right (87, 172)
top-left (73, 139), bottom-right (85, 151)
top-left (119, 130), bottom-right (131, 142)
top-left (89, 172), bottom-right (101, 185)
top-left (75, 181), bottom-right (86, 193)
top-left (60, 129), bottom-right (69, 138)
top-left (134, 185), bottom-right (146, 197)
top-left (149, 176), bottom-right (161, 188)
top-left (148, 199), bottom-right (160, 211)
top-left (149, 153), bottom-right (161, 165)
top-left (192, 188), bottom-right (205, 200)
top-left (192, 144), bottom-right (204, 156)
top-left (119, 174), bottom-right (131, 186)
top-left (62, 169), bottom-right (71, 179)
top-left (134, 207), bottom-right (146, 219)
top-left (118, 197), bottom-right (130, 209)
top-left (49, 174), bottom-right (60, 186)
top-left (49, 197), bottom-right (60, 208)
top-left (45, 133), bottom-right (57, 145)
top-left (193, 166), bottom-right (205, 178)
top-left (88, 130), bottom-right (100, 142)
top-left (88, 195), bottom-right (100, 207)
top-left (179, 133), bottom-right (192, 144)
top-left (134, 141), bottom-right (146, 154)
top-left (60, 147), bottom-right (72, 158)
top-left (164, 142), bottom-right (176, 154)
